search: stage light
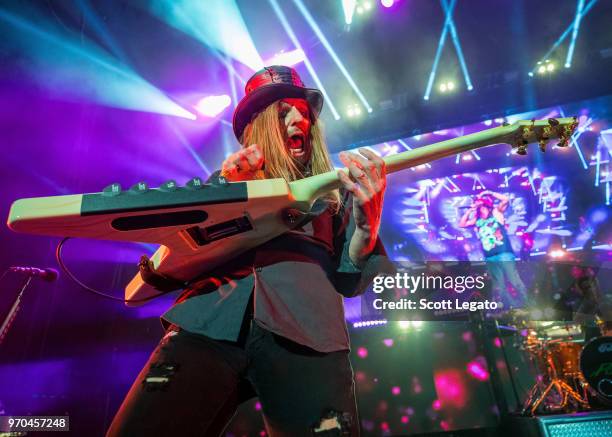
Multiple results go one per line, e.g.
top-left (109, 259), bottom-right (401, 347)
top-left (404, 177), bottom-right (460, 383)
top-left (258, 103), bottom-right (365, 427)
top-left (0, 8), bottom-right (196, 120)
top-left (269, 0), bottom-right (341, 120)
top-left (467, 360), bottom-right (489, 381)
top-left (447, 81), bottom-right (455, 90)
top-left (546, 62), bottom-right (555, 72)
top-left (381, 0), bottom-right (395, 7)
top-left (424, 0), bottom-right (473, 99)
top-left (364, 1), bottom-right (373, 10)
top-left (549, 249), bottom-right (566, 258)
top-left (293, 0), bottom-right (373, 113)
top-left (149, 0), bottom-right (263, 71)
top-left (356, 6), bottom-right (364, 14)
top-left (530, 0), bottom-right (596, 75)
top-left (398, 320), bottom-right (411, 329)
top-left (439, 83), bottom-right (447, 92)
top-left (411, 321), bottom-right (424, 329)
top-left (194, 95), bottom-right (231, 117)
top-left (342, 0), bottom-right (357, 24)
top-left (265, 48), bottom-right (306, 67)
top-left (484, 120), bottom-right (492, 126)
top-left (566, 0), bottom-right (586, 68)
top-left (462, 154), bottom-right (472, 161)
top-left (346, 103), bottom-right (362, 118)
top-left (537, 65), bottom-right (547, 75)
top-left (383, 338), bottom-right (394, 347)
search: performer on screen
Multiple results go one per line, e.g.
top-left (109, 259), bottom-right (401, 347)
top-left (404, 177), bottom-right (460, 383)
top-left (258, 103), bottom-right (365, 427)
top-left (107, 66), bottom-right (388, 437)
top-left (458, 190), bottom-right (528, 309)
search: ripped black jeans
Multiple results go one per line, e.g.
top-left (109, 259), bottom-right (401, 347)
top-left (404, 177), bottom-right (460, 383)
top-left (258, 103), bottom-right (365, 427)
top-left (106, 321), bottom-right (359, 437)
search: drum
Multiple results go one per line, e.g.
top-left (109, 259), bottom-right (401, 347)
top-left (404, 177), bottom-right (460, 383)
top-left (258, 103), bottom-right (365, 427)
top-left (580, 336), bottom-right (612, 405)
top-left (550, 341), bottom-right (582, 377)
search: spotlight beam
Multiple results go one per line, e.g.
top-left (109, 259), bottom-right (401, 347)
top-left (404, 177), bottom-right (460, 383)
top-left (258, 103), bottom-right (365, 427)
top-left (565, 0), bottom-right (586, 68)
top-left (559, 107), bottom-right (589, 169)
top-left (529, 0), bottom-right (597, 75)
top-left (150, 0), bottom-right (263, 72)
top-left (292, 0), bottom-right (373, 113)
top-left (441, 0), bottom-right (473, 91)
top-left (268, 0), bottom-right (341, 120)
top-left (0, 7), bottom-right (196, 119)
top-left (342, 0), bottom-right (357, 25)
top-left (595, 150), bottom-right (601, 187)
top-left (424, 0), bottom-right (457, 100)
top-left (167, 121), bottom-right (211, 176)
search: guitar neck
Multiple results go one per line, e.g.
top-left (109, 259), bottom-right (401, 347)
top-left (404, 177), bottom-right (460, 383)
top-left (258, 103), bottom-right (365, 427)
top-left (290, 123), bottom-right (513, 205)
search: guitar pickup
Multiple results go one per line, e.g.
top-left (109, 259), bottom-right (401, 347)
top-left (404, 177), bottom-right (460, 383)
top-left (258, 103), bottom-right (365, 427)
top-left (184, 216), bottom-right (253, 246)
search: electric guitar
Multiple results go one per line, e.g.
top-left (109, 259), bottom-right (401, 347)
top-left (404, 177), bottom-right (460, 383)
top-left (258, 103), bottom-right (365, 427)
top-left (7, 118), bottom-right (577, 305)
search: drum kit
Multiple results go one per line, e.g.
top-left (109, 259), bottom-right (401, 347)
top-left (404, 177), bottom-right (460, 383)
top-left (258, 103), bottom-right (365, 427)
top-left (521, 320), bottom-right (612, 415)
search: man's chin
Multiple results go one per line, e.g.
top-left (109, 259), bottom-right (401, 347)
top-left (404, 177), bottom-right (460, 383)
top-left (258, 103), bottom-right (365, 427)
top-left (287, 147), bottom-right (311, 165)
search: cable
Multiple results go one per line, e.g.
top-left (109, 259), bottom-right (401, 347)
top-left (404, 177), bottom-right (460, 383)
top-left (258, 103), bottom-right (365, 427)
top-left (55, 237), bottom-right (175, 304)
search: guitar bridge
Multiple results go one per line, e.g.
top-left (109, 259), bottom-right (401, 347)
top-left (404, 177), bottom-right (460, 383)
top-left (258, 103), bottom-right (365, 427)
top-left (183, 216), bottom-right (253, 246)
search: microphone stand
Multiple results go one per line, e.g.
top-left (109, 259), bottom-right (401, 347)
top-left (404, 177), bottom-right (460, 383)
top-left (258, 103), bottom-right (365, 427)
top-left (0, 276), bottom-right (33, 345)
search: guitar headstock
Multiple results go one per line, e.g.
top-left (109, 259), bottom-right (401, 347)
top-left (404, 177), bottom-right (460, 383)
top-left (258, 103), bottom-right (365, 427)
top-left (503, 117), bottom-right (578, 155)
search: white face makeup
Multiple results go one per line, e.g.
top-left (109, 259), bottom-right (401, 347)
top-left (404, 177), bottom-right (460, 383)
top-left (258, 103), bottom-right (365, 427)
top-left (280, 98), bottom-right (312, 165)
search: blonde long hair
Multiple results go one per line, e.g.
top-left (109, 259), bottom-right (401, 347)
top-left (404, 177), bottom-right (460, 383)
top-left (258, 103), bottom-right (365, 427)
top-left (240, 101), bottom-right (341, 208)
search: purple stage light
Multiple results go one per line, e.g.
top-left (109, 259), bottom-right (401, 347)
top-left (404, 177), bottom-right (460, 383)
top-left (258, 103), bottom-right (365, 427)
top-left (194, 94), bottom-right (231, 117)
top-left (381, 0), bottom-right (395, 8)
top-left (466, 359), bottom-right (489, 381)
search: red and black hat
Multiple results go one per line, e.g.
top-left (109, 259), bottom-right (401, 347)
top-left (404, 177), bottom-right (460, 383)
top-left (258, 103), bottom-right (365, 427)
top-left (232, 65), bottom-right (324, 140)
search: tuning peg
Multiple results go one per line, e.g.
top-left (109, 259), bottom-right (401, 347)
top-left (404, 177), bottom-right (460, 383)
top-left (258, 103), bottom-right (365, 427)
top-left (538, 140), bottom-right (547, 153)
top-left (515, 139), bottom-right (528, 155)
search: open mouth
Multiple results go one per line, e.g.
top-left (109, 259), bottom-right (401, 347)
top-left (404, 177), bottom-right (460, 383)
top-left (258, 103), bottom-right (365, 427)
top-left (287, 133), bottom-right (306, 158)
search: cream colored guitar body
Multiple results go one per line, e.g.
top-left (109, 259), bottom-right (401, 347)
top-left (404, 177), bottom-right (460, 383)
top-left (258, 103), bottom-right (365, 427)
top-left (7, 117), bottom-right (577, 305)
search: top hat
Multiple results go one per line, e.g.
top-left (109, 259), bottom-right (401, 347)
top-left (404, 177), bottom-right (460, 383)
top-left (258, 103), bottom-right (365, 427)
top-left (232, 65), bottom-right (324, 140)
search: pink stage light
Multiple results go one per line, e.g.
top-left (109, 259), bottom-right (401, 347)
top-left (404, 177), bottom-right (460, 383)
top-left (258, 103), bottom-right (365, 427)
top-left (381, 0), bottom-right (395, 8)
top-left (391, 386), bottom-right (401, 395)
top-left (357, 346), bottom-right (368, 358)
top-left (194, 95), bottom-right (231, 117)
top-left (434, 369), bottom-right (468, 408)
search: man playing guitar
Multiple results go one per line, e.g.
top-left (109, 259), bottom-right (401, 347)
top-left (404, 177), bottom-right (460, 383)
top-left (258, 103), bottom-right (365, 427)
top-left (107, 65), bottom-right (388, 436)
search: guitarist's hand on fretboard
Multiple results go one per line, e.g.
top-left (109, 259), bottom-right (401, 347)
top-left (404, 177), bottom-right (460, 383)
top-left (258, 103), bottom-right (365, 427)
top-left (337, 148), bottom-right (387, 268)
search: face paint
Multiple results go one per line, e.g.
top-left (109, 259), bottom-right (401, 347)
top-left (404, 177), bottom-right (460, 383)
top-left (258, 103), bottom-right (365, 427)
top-left (279, 98), bottom-right (312, 165)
